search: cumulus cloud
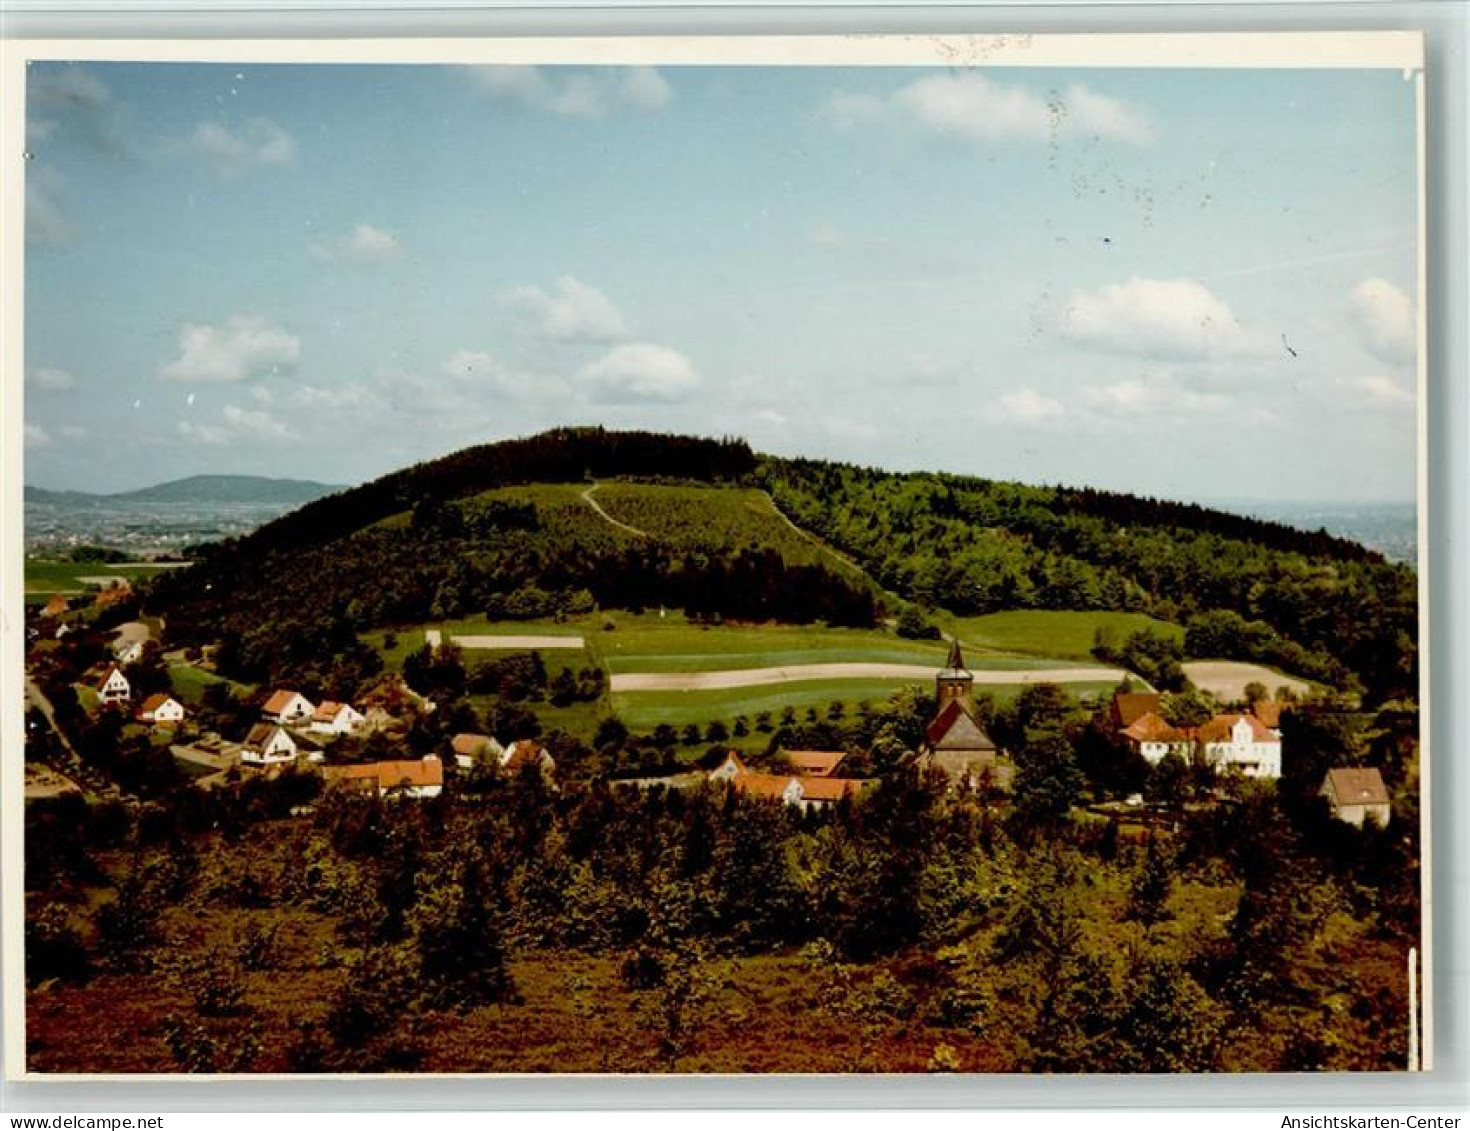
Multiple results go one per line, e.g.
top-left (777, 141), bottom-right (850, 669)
top-left (158, 315), bottom-right (301, 383)
top-left (291, 383), bottom-right (387, 414)
top-left (26, 366), bottom-right (77, 392)
top-left (1349, 278), bottom-right (1415, 365)
top-left (178, 403), bottom-right (297, 446)
top-left (1081, 375), bottom-right (1230, 419)
top-left (188, 117), bottom-right (295, 176)
top-left (577, 342), bottom-right (701, 403)
top-left (310, 223), bottom-right (405, 265)
top-left (459, 64), bottom-right (674, 119)
top-left (983, 387), bottom-right (1065, 425)
top-left (825, 74), bottom-right (1154, 146)
top-left (504, 277), bottom-right (630, 343)
top-left (1060, 277), bottom-right (1271, 360)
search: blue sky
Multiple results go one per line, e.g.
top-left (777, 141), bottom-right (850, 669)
top-left (23, 60), bottom-right (1419, 501)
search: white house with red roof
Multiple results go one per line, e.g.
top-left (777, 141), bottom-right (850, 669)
top-left (262, 689), bottom-right (316, 725)
top-left (1199, 712), bottom-right (1281, 778)
top-left (309, 701), bottom-right (365, 736)
top-left (95, 666), bottom-right (132, 707)
top-left (707, 750), bottom-right (749, 782)
top-left (241, 723), bottom-right (300, 765)
top-left (324, 754), bottom-right (444, 799)
top-left (136, 693), bottom-right (185, 725)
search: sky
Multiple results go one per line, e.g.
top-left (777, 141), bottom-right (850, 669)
top-left (22, 59), bottom-right (1420, 502)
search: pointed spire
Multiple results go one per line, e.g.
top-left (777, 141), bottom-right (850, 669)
top-left (945, 638), bottom-right (967, 673)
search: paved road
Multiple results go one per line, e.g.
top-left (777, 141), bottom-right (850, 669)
top-left (24, 677), bottom-right (120, 800)
top-left (453, 634), bottom-right (586, 650)
top-left (610, 662), bottom-right (1131, 693)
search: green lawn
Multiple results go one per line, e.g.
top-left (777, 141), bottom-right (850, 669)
top-left (947, 610), bottom-right (1184, 661)
top-left (24, 560), bottom-right (188, 594)
top-left (167, 664), bottom-right (256, 706)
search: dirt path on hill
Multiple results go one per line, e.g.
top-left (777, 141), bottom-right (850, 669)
top-left (610, 663), bottom-right (1131, 692)
top-left (757, 491), bottom-right (869, 579)
top-left (581, 484), bottom-right (648, 538)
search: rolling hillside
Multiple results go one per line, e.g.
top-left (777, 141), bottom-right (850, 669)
top-left (138, 427), bottom-right (1418, 706)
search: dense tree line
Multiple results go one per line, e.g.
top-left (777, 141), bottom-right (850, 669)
top-left (761, 458), bottom-right (1416, 702)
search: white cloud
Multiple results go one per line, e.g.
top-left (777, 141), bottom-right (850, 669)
top-left (1349, 278), bottom-right (1415, 365)
top-left (159, 315), bottom-right (301, 383)
top-left (984, 387), bottom-right (1065, 425)
top-left (459, 65), bottom-right (674, 119)
top-left (24, 423), bottom-right (52, 447)
top-left (1060, 277), bottom-right (1271, 360)
top-left (310, 222), bottom-right (405, 265)
top-left (1081, 375), bottom-right (1230, 419)
top-left (1346, 374), bottom-right (1415, 409)
top-left (577, 342), bottom-right (701, 403)
top-left (505, 277), bottom-right (630, 343)
top-left (58, 424), bottom-right (87, 441)
top-left (621, 66), bottom-right (673, 111)
top-left (809, 223), bottom-right (848, 249)
top-left (291, 383), bottom-right (386, 414)
top-left (179, 403), bottom-right (297, 446)
top-left (188, 117), bottom-right (295, 176)
top-left (827, 75), bottom-right (1154, 146)
top-left (26, 366), bottom-right (77, 392)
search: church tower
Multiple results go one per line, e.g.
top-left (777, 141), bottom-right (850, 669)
top-left (936, 638), bottom-right (974, 711)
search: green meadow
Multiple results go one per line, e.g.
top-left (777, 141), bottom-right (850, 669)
top-left (948, 610), bottom-right (1184, 661)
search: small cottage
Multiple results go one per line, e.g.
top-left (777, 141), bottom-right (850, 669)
top-left (1320, 767), bottom-right (1392, 828)
top-left (136, 693), bottom-right (185, 725)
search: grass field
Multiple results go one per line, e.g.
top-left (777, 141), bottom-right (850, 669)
top-left (948, 610), bottom-right (1184, 661)
top-left (168, 663), bottom-right (256, 707)
top-left (24, 560), bottom-right (188, 595)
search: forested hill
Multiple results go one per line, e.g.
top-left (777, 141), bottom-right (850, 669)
top-left (139, 427), bottom-right (1418, 705)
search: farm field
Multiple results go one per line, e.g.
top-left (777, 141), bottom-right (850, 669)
top-left (947, 610), bottom-right (1184, 661)
top-left (1181, 660), bottom-right (1314, 702)
top-left (24, 559), bottom-right (187, 595)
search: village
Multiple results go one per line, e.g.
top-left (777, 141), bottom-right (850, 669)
top-left (23, 579), bottom-right (1392, 831)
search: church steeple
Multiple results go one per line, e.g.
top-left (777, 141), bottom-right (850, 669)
top-left (936, 637), bottom-right (974, 709)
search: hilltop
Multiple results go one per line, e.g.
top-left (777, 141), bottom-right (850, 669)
top-left (139, 427), bottom-right (1418, 705)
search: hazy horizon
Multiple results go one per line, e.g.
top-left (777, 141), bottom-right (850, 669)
top-left (24, 61), bottom-right (1420, 504)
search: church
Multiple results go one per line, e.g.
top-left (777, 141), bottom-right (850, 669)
top-left (916, 640), bottom-right (1013, 793)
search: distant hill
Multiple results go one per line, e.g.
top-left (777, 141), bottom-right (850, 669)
top-left (26, 475), bottom-right (343, 507)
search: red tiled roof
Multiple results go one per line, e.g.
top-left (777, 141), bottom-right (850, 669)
top-left (1198, 713), bottom-right (1276, 744)
top-left (926, 698), bottom-right (971, 746)
top-left (730, 772), bottom-right (798, 801)
top-left (327, 757), bottom-right (444, 792)
top-left (504, 742), bottom-right (550, 772)
top-left (264, 689), bottom-right (305, 715)
top-left (312, 700), bottom-right (342, 722)
top-left (1121, 711), bottom-right (1191, 744)
top-left (783, 750), bottom-right (846, 776)
top-left (1250, 700), bottom-right (1286, 728)
top-left (1324, 767), bottom-right (1389, 806)
top-left (95, 666), bottom-right (126, 692)
top-left (1112, 692), bottom-right (1163, 728)
top-left (452, 733), bottom-right (493, 757)
top-left (795, 776), bottom-right (862, 802)
top-left (139, 692), bottom-right (177, 713)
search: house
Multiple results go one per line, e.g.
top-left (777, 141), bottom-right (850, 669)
top-left (501, 740), bottom-right (556, 781)
top-left (729, 770), bottom-right (862, 813)
top-left (309, 701), bottom-right (366, 736)
top-left (136, 693), bottom-right (185, 725)
top-left (262, 689), bottom-right (316, 725)
top-left (241, 723), bottom-right (300, 765)
top-left (450, 732), bottom-right (504, 769)
top-left (93, 580), bottom-right (134, 609)
top-left (1199, 713), bottom-right (1281, 779)
top-left (324, 755), bottom-right (444, 799)
top-left (781, 749), bottom-right (846, 777)
top-left (42, 594), bottom-right (69, 618)
top-left (113, 639), bottom-right (144, 665)
top-left (707, 750), bottom-right (748, 782)
top-left (95, 666), bottom-right (131, 706)
top-left (1320, 767), bottom-right (1391, 828)
top-left (916, 641), bottom-right (1012, 792)
top-left (1110, 691), bottom-right (1163, 731)
top-left (1120, 712), bottom-right (1195, 764)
